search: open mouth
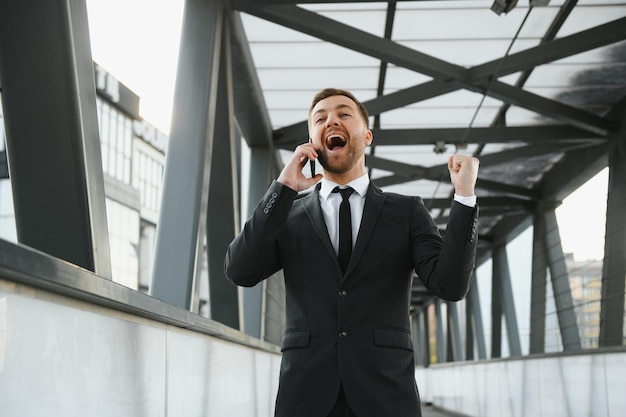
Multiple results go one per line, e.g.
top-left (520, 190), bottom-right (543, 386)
top-left (326, 134), bottom-right (347, 150)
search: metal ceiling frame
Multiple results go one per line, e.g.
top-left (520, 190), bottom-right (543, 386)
top-left (225, 1), bottom-right (626, 310)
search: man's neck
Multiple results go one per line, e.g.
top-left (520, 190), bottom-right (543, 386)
top-left (323, 165), bottom-right (367, 186)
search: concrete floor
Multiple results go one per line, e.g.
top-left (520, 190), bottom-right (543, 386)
top-left (421, 403), bottom-right (461, 417)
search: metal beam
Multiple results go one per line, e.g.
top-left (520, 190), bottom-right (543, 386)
top-left (234, 0), bottom-right (431, 4)
top-left (493, 244), bottom-right (522, 357)
top-left (370, 143), bottom-right (569, 190)
top-left (274, 80), bottom-right (458, 145)
top-left (529, 212), bottom-right (548, 354)
top-left (0, 0), bottom-right (111, 277)
top-left (412, 310), bottom-right (428, 366)
top-left (540, 142), bottom-right (608, 205)
top-left (543, 209), bottom-right (582, 351)
top-left (207, 13), bottom-right (241, 330)
top-left (422, 307), bottom-right (431, 366)
top-left (467, 277), bottom-right (487, 360)
top-left (447, 302), bottom-right (463, 361)
top-left (276, 124), bottom-right (603, 151)
top-left (151, 0), bottom-right (223, 309)
top-left (435, 299), bottom-right (446, 363)
top-left (365, 154), bottom-right (429, 178)
top-left (424, 196), bottom-right (528, 211)
top-left (373, 125), bottom-right (602, 147)
top-left (241, 148), bottom-right (275, 339)
top-left (465, 297), bottom-right (474, 361)
top-left (599, 137), bottom-right (626, 346)
top-left (245, 4), bottom-right (618, 136)
top-left (491, 250), bottom-right (503, 358)
top-left (474, 178), bottom-right (539, 200)
top-left (469, 17), bottom-right (626, 81)
top-left (462, 80), bottom-right (617, 136)
top-left (229, 11), bottom-right (274, 148)
top-left (240, 4), bottom-right (467, 81)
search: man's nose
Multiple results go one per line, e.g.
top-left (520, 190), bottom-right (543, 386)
top-left (326, 114), bottom-right (340, 127)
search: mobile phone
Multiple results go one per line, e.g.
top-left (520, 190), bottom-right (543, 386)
top-left (308, 137), bottom-right (315, 177)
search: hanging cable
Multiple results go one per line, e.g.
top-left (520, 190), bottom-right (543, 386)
top-left (427, 6), bottom-right (534, 211)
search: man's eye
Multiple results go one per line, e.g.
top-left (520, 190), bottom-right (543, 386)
top-left (315, 118), bottom-right (323, 124)
top-left (341, 113), bottom-right (350, 118)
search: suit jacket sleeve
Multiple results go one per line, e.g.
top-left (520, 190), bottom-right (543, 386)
top-left (413, 199), bottom-right (478, 301)
top-left (224, 181), bottom-right (297, 287)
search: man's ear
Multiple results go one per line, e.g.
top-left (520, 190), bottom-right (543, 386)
top-left (365, 129), bottom-right (373, 146)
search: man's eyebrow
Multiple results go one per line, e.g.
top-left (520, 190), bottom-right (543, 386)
top-left (312, 108), bottom-right (327, 118)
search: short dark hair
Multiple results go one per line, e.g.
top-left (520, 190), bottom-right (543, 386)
top-left (308, 88), bottom-right (370, 127)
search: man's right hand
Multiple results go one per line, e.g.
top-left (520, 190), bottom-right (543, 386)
top-left (277, 143), bottom-right (323, 192)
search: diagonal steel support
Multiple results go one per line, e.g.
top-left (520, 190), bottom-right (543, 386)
top-left (243, 4), bottom-right (620, 137)
top-left (543, 209), bottom-right (582, 350)
top-left (529, 212), bottom-right (548, 354)
top-left (151, 0), bottom-right (224, 309)
top-left (466, 277), bottom-right (487, 360)
top-left (229, 11), bottom-right (274, 148)
top-left (599, 137), bottom-right (626, 346)
top-left (435, 299), bottom-right (446, 363)
top-left (446, 301), bottom-right (463, 362)
top-left (0, 0), bottom-right (111, 277)
top-left (206, 12), bottom-right (241, 329)
top-left (492, 244), bottom-right (522, 357)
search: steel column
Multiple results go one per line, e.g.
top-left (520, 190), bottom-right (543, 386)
top-left (465, 297), bottom-right (474, 360)
top-left (411, 312), bottom-right (422, 366)
top-left (422, 307), bottom-right (431, 366)
top-left (493, 244), bottom-right (522, 356)
top-left (491, 251), bottom-right (503, 358)
top-left (530, 212), bottom-right (548, 354)
top-left (447, 302), bottom-right (463, 362)
top-left (150, 0), bottom-right (223, 309)
top-left (206, 12), bottom-right (240, 330)
top-left (543, 209), bottom-right (582, 350)
top-left (0, 0), bottom-right (111, 277)
top-left (599, 139), bottom-right (626, 346)
top-left (466, 278), bottom-right (487, 360)
top-left (435, 299), bottom-right (446, 363)
top-left (240, 148), bottom-right (275, 338)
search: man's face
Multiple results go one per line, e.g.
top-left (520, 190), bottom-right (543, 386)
top-left (308, 95), bottom-right (372, 176)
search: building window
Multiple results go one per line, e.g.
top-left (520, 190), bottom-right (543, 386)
top-left (96, 98), bottom-right (133, 184)
top-left (134, 148), bottom-right (164, 213)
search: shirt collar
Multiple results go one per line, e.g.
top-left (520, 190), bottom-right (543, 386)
top-left (320, 173), bottom-right (369, 200)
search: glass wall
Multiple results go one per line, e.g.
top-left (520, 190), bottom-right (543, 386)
top-left (0, 100), bottom-right (17, 243)
top-left (96, 98), bottom-right (133, 185)
top-left (133, 142), bottom-right (164, 219)
top-left (106, 198), bottom-right (140, 289)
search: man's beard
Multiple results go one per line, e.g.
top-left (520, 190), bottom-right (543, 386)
top-left (317, 146), bottom-right (360, 174)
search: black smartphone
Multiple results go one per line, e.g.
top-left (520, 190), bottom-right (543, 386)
top-left (308, 137), bottom-right (315, 177)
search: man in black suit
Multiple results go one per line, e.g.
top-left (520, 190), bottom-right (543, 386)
top-left (225, 88), bottom-right (479, 417)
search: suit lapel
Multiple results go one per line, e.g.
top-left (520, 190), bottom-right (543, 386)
top-left (302, 185), bottom-right (337, 262)
top-left (345, 182), bottom-right (386, 277)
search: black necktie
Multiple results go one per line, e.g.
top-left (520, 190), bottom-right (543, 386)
top-left (333, 186), bottom-right (354, 274)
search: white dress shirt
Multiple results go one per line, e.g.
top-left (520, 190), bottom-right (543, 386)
top-left (319, 173), bottom-right (476, 255)
top-left (319, 174), bottom-right (369, 255)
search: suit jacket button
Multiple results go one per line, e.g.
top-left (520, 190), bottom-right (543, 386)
top-left (339, 331), bottom-right (348, 339)
top-left (338, 289), bottom-right (347, 298)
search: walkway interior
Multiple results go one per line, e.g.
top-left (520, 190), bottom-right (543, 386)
top-left (0, 1), bottom-right (625, 416)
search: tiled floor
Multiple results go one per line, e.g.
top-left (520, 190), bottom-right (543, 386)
top-left (421, 403), bottom-right (460, 417)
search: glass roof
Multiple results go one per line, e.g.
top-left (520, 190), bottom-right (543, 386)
top-left (236, 0), bottom-right (625, 236)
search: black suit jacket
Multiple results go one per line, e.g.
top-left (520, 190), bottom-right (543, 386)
top-left (225, 181), bottom-right (478, 417)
